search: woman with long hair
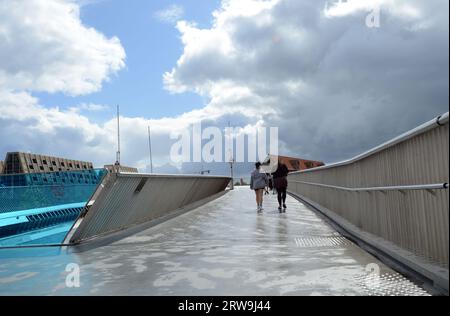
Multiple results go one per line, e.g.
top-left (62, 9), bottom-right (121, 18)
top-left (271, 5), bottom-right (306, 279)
top-left (250, 162), bottom-right (268, 213)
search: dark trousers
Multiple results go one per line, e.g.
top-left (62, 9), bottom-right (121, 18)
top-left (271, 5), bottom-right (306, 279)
top-left (277, 188), bottom-right (287, 206)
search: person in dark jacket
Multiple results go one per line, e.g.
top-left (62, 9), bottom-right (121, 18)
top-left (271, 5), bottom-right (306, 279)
top-left (272, 162), bottom-right (289, 212)
top-left (250, 162), bottom-right (268, 212)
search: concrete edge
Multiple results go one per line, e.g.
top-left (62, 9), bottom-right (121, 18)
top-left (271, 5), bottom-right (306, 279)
top-left (66, 190), bottom-right (229, 253)
top-left (288, 191), bottom-right (449, 296)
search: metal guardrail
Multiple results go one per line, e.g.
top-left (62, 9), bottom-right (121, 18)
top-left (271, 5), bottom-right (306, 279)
top-left (290, 180), bottom-right (448, 192)
top-left (288, 112), bottom-right (449, 274)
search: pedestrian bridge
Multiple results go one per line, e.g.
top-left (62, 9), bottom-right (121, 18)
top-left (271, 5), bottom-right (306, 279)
top-left (0, 112), bottom-right (448, 296)
top-left (0, 187), bottom-right (431, 296)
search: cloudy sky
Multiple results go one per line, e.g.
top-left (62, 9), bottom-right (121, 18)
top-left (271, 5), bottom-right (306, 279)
top-left (0, 0), bottom-right (448, 172)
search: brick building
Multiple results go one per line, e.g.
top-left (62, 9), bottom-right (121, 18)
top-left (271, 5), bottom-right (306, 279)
top-left (277, 155), bottom-right (324, 171)
top-left (261, 154), bottom-right (324, 173)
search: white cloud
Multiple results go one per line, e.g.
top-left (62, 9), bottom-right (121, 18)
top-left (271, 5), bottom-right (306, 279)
top-left (324, 0), bottom-right (421, 19)
top-left (0, 0), bottom-right (126, 96)
top-left (324, 0), bottom-right (384, 17)
top-left (0, 90), bottom-right (257, 170)
top-left (154, 4), bottom-right (184, 24)
top-left (0, 90), bottom-right (113, 161)
top-left (0, 0), bottom-right (128, 166)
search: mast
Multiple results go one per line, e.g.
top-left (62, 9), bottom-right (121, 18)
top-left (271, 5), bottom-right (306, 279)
top-left (228, 121), bottom-right (234, 190)
top-left (148, 124), bottom-right (153, 173)
top-left (115, 105), bottom-right (121, 166)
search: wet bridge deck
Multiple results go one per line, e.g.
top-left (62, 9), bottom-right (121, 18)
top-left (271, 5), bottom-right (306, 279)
top-left (0, 187), bottom-right (429, 295)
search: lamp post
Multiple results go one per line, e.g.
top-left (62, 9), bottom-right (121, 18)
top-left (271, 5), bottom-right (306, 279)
top-left (148, 125), bottom-right (153, 173)
top-left (229, 157), bottom-right (235, 190)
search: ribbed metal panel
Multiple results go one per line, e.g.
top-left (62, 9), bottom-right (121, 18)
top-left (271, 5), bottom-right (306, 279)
top-left (66, 174), bottom-right (230, 243)
top-left (288, 114), bottom-right (449, 268)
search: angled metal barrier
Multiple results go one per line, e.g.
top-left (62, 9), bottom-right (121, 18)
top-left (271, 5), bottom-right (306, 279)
top-left (64, 173), bottom-right (231, 244)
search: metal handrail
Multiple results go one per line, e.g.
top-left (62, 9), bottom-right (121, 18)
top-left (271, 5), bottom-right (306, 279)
top-left (0, 183), bottom-right (98, 189)
top-left (291, 112), bottom-right (449, 175)
top-left (290, 180), bottom-right (448, 192)
top-left (118, 172), bottom-right (231, 180)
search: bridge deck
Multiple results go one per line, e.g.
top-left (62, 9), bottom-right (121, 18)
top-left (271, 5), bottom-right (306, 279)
top-left (0, 187), bottom-right (429, 295)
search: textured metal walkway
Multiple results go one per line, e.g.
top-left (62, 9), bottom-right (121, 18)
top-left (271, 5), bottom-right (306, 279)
top-left (0, 187), bottom-right (429, 295)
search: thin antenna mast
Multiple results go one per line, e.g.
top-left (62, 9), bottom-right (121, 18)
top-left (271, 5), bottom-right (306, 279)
top-left (115, 105), bottom-right (121, 166)
top-left (148, 124), bottom-right (153, 173)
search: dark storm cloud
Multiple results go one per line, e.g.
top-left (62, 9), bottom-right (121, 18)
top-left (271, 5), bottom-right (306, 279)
top-left (165, 0), bottom-right (449, 163)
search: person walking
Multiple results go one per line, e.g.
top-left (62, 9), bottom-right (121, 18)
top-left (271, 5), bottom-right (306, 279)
top-left (250, 162), bottom-right (268, 213)
top-left (272, 162), bottom-right (289, 213)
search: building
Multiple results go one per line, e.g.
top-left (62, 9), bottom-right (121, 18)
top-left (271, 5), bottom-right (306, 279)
top-left (0, 160), bottom-right (3, 174)
top-left (104, 164), bottom-right (139, 173)
top-left (278, 155), bottom-right (324, 171)
top-left (261, 154), bottom-right (324, 173)
top-left (1, 152), bottom-right (93, 174)
top-left (0, 152), bottom-right (138, 187)
top-left (0, 152), bottom-right (102, 187)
